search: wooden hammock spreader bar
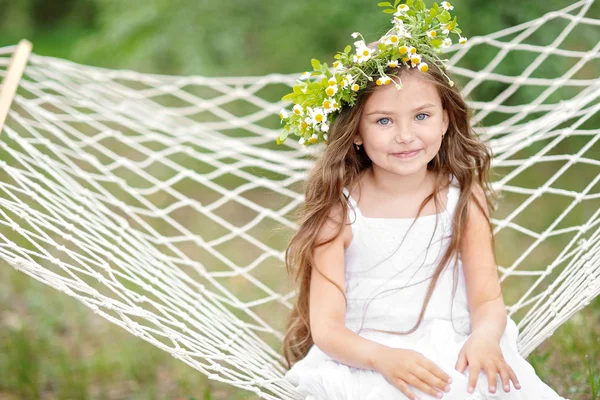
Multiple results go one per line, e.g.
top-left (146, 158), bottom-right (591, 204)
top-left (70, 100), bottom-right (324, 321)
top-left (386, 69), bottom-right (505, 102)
top-left (0, 39), bottom-right (32, 137)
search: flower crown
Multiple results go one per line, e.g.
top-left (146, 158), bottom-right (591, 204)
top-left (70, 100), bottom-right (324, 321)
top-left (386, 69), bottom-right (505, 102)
top-left (277, 0), bottom-right (467, 147)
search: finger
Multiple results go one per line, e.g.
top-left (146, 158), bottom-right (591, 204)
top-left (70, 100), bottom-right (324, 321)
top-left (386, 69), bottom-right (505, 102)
top-left (413, 365), bottom-right (451, 393)
top-left (454, 351), bottom-right (467, 374)
top-left (395, 378), bottom-right (419, 400)
top-left (484, 362), bottom-right (498, 394)
top-left (406, 373), bottom-right (444, 399)
top-left (422, 358), bottom-right (453, 384)
top-left (467, 363), bottom-right (480, 394)
top-left (506, 364), bottom-right (521, 390)
top-left (497, 362), bottom-right (511, 392)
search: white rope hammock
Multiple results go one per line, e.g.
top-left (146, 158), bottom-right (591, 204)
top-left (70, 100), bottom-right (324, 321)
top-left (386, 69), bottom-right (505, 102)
top-left (0, 1), bottom-right (599, 398)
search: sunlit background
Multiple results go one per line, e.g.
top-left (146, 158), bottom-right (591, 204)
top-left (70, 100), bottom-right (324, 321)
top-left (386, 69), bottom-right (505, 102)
top-left (0, 0), bottom-right (599, 399)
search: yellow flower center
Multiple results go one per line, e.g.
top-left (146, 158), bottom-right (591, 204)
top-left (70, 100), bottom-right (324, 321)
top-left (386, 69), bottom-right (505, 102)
top-left (411, 57), bottom-right (420, 64)
top-left (310, 136), bottom-right (318, 143)
top-left (323, 100), bottom-right (332, 109)
top-left (419, 64), bottom-right (429, 72)
top-left (294, 109), bottom-right (302, 115)
top-left (390, 36), bottom-right (398, 44)
top-left (430, 31), bottom-right (436, 37)
top-left (326, 87), bottom-right (335, 96)
top-left (315, 114), bottom-right (324, 123)
top-left (411, 47), bottom-right (417, 54)
top-left (362, 49), bottom-right (370, 57)
top-left (351, 84), bottom-right (360, 91)
top-left (376, 78), bottom-right (383, 86)
top-left (402, 57), bottom-right (410, 63)
top-left (301, 121), bottom-right (308, 129)
top-left (399, 46), bottom-right (408, 54)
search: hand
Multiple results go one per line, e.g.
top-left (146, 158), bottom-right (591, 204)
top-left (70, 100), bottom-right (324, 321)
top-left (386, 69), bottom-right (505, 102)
top-left (454, 331), bottom-right (521, 394)
top-left (374, 346), bottom-right (452, 400)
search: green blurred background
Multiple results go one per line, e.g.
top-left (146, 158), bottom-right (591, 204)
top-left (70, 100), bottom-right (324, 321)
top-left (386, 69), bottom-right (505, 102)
top-left (0, 0), bottom-right (599, 399)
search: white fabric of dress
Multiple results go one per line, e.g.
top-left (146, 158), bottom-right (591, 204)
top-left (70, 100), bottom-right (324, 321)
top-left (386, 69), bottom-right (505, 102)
top-left (285, 174), bottom-right (567, 400)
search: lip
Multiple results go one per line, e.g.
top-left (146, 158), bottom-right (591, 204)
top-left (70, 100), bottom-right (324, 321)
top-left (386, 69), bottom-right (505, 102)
top-left (391, 149), bottom-right (421, 158)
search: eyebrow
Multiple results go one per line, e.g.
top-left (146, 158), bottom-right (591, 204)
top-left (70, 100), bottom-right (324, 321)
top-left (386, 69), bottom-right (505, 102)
top-left (365, 103), bottom-right (437, 116)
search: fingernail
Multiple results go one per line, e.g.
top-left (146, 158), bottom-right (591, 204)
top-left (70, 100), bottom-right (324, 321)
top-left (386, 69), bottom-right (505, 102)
top-left (504, 385), bottom-right (510, 392)
top-left (468, 386), bottom-right (473, 393)
top-left (516, 384), bottom-right (521, 389)
top-left (436, 392), bottom-right (443, 398)
top-left (447, 378), bottom-right (453, 384)
top-left (444, 385), bottom-right (451, 392)
top-left (489, 387), bottom-right (495, 393)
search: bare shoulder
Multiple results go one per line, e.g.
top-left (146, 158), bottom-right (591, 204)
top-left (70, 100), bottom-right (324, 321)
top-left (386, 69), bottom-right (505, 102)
top-left (315, 199), bottom-right (353, 249)
top-left (468, 181), bottom-right (490, 218)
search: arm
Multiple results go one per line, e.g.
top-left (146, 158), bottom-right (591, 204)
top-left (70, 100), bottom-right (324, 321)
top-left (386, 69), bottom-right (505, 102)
top-left (457, 184), bottom-right (521, 394)
top-left (309, 203), bottom-right (387, 370)
top-left (460, 183), bottom-right (507, 341)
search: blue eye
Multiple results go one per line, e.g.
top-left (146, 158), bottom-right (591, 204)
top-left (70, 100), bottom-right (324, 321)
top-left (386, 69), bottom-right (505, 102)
top-left (416, 113), bottom-right (429, 121)
top-left (377, 117), bottom-right (392, 126)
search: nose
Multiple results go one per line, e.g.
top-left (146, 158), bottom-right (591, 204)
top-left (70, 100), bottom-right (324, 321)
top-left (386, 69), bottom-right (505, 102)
top-left (394, 120), bottom-right (415, 144)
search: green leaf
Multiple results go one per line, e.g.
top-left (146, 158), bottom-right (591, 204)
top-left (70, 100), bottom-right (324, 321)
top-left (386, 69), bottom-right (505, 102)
top-left (414, 0), bottom-right (425, 11)
top-left (429, 7), bottom-right (437, 17)
top-left (344, 45), bottom-right (352, 53)
top-left (282, 92), bottom-right (297, 101)
top-left (378, 1), bottom-right (393, 7)
top-left (383, 9), bottom-right (396, 13)
top-left (334, 54), bottom-right (341, 59)
top-left (452, 28), bottom-right (462, 34)
top-left (431, 39), bottom-right (442, 47)
top-left (378, 43), bottom-right (387, 51)
top-left (436, 11), bottom-right (450, 24)
top-left (311, 58), bottom-right (321, 71)
top-left (406, 0), bottom-right (414, 7)
top-left (394, 0), bottom-right (401, 7)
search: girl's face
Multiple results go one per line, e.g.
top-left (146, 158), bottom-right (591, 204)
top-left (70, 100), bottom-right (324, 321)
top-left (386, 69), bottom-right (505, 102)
top-left (356, 71), bottom-right (449, 177)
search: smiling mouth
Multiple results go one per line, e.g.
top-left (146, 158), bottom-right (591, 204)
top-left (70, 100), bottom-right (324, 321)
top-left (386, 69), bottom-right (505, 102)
top-left (392, 149), bottom-right (421, 156)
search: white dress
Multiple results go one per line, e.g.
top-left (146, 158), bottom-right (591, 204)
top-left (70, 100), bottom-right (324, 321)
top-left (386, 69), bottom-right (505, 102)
top-left (285, 174), bottom-right (567, 400)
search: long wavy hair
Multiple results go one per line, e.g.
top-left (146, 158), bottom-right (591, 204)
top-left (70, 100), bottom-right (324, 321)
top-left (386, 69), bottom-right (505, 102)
top-left (281, 53), bottom-right (497, 369)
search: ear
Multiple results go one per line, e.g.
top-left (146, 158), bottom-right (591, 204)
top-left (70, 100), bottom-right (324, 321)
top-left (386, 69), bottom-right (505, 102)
top-left (354, 134), bottom-right (363, 145)
top-left (442, 109), bottom-right (449, 135)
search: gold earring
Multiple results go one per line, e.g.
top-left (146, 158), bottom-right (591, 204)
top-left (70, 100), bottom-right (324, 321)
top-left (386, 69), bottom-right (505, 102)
top-left (355, 143), bottom-right (361, 150)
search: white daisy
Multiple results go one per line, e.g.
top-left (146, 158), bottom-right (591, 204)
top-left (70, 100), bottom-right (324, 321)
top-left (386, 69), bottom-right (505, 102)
top-left (321, 123), bottom-right (330, 132)
top-left (351, 32), bottom-right (360, 39)
top-left (442, 38), bottom-right (452, 48)
top-left (309, 133), bottom-right (319, 144)
top-left (310, 108), bottom-right (326, 125)
top-left (279, 109), bottom-right (289, 120)
top-left (323, 134), bottom-right (328, 141)
top-left (292, 104), bottom-right (304, 116)
top-left (299, 137), bottom-right (306, 146)
top-left (299, 72), bottom-right (311, 80)
top-left (410, 54), bottom-right (422, 66)
top-left (388, 59), bottom-right (399, 68)
top-left (383, 35), bottom-right (400, 46)
top-left (322, 98), bottom-right (336, 113)
top-left (427, 30), bottom-right (437, 38)
top-left (355, 45), bottom-right (375, 63)
top-left (459, 36), bottom-right (468, 44)
top-left (441, 1), bottom-right (454, 10)
top-left (394, 4), bottom-right (409, 15)
top-left (325, 84), bottom-right (338, 97)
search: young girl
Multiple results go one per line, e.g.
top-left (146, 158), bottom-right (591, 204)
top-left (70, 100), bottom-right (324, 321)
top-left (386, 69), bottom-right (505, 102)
top-left (277, 2), bottom-right (568, 399)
